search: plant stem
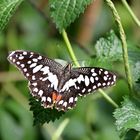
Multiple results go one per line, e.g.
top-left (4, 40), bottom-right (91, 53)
top-left (105, 0), bottom-right (133, 95)
top-left (121, 0), bottom-right (140, 26)
top-left (62, 29), bottom-right (118, 108)
top-left (62, 29), bottom-right (80, 67)
top-left (99, 89), bottom-right (118, 108)
top-left (52, 118), bottom-right (69, 140)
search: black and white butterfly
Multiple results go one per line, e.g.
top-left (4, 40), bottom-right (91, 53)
top-left (7, 50), bottom-right (116, 111)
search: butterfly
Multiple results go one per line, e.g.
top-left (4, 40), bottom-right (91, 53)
top-left (7, 50), bottom-right (116, 111)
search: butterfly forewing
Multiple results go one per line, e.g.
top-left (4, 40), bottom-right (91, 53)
top-left (8, 50), bottom-right (116, 111)
top-left (8, 50), bottom-right (63, 81)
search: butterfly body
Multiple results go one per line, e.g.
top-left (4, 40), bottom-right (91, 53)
top-left (8, 50), bottom-right (116, 111)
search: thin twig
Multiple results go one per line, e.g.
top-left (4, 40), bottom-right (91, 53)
top-left (121, 0), bottom-right (140, 26)
top-left (105, 0), bottom-right (133, 95)
top-left (99, 89), bottom-right (118, 108)
top-left (62, 29), bottom-right (80, 67)
top-left (52, 118), bottom-right (69, 140)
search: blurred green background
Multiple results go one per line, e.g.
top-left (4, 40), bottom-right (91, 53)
top-left (0, 0), bottom-right (140, 140)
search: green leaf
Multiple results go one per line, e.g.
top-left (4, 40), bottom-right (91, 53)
top-left (131, 61), bottom-right (140, 94)
top-left (128, 44), bottom-right (140, 63)
top-left (113, 97), bottom-right (140, 137)
top-left (0, 0), bottom-right (23, 32)
top-left (29, 96), bottom-right (65, 125)
top-left (131, 62), bottom-right (140, 80)
top-left (95, 30), bottom-right (122, 61)
top-left (49, 0), bottom-right (92, 32)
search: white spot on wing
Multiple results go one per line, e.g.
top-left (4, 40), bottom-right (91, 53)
top-left (58, 100), bottom-right (63, 105)
top-left (88, 89), bottom-right (91, 92)
top-left (30, 54), bottom-right (33, 58)
top-left (19, 56), bottom-right (24, 60)
top-left (16, 61), bottom-right (20, 65)
top-left (97, 83), bottom-right (101, 87)
top-left (41, 96), bottom-right (46, 102)
top-left (32, 82), bottom-right (37, 86)
top-left (42, 77), bottom-right (48, 81)
top-left (9, 56), bottom-right (12, 60)
top-left (75, 97), bottom-right (78, 101)
top-left (92, 72), bottom-right (97, 76)
top-left (102, 83), bottom-right (106, 86)
top-left (61, 79), bottom-right (77, 92)
top-left (90, 77), bottom-right (94, 83)
top-left (38, 56), bottom-right (42, 60)
top-left (40, 66), bottom-right (49, 74)
top-left (113, 75), bottom-right (116, 81)
top-left (107, 82), bottom-right (110, 85)
top-left (77, 74), bottom-right (84, 83)
top-left (32, 75), bottom-right (36, 80)
top-left (85, 76), bottom-right (90, 86)
top-left (82, 88), bottom-right (86, 93)
top-left (23, 68), bottom-right (27, 72)
top-left (38, 90), bottom-right (43, 96)
top-left (27, 61), bottom-right (31, 64)
top-left (104, 71), bottom-right (108, 75)
top-left (20, 64), bottom-right (25, 68)
top-left (69, 97), bottom-right (74, 103)
top-left (47, 73), bottom-right (58, 90)
top-left (33, 58), bottom-right (38, 62)
top-left (63, 102), bottom-right (67, 107)
top-left (99, 70), bottom-right (102, 75)
top-left (33, 88), bottom-right (38, 92)
top-left (23, 52), bottom-right (27, 55)
top-left (30, 63), bottom-right (37, 68)
top-left (91, 69), bottom-right (95, 72)
top-left (103, 76), bottom-right (108, 81)
top-left (95, 77), bottom-right (99, 81)
top-left (33, 65), bottom-right (43, 73)
top-left (47, 97), bottom-right (51, 103)
top-left (9, 51), bottom-right (15, 57)
top-left (111, 81), bottom-right (114, 85)
top-left (93, 85), bottom-right (96, 89)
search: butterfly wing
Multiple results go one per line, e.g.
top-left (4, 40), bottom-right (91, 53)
top-left (8, 50), bottom-right (63, 108)
top-left (55, 67), bottom-right (116, 111)
top-left (60, 67), bottom-right (116, 96)
top-left (8, 51), bottom-right (116, 111)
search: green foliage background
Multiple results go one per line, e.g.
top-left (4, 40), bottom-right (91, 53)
top-left (0, 0), bottom-right (140, 140)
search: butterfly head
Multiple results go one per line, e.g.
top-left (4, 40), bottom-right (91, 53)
top-left (62, 63), bottom-right (72, 76)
